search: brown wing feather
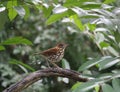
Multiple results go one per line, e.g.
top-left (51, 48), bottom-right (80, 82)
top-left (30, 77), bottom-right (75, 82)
top-left (41, 47), bottom-right (59, 56)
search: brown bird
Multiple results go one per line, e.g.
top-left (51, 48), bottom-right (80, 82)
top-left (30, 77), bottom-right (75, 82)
top-left (34, 43), bottom-right (68, 68)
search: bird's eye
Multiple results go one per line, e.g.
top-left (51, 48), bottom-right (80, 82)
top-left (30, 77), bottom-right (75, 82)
top-left (58, 44), bottom-right (64, 48)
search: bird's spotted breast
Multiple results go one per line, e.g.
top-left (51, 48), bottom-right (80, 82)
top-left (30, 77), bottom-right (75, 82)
top-left (47, 48), bottom-right (64, 63)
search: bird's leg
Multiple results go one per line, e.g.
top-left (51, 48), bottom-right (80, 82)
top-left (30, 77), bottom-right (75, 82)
top-left (51, 62), bottom-right (60, 68)
top-left (44, 58), bottom-right (51, 68)
top-left (46, 61), bottom-right (51, 68)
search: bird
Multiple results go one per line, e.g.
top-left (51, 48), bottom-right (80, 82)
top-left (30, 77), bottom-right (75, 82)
top-left (34, 43), bottom-right (68, 68)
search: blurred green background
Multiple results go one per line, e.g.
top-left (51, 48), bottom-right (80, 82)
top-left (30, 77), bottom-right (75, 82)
top-left (1, 0), bottom-right (120, 92)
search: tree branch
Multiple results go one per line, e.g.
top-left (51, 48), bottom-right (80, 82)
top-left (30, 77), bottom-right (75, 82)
top-left (3, 68), bottom-right (88, 92)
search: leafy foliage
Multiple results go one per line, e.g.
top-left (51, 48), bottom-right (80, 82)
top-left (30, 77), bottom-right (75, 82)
top-left (0, 63), bottom-right (21, 87)
top-left (0, 0), bottom-right (120, 92)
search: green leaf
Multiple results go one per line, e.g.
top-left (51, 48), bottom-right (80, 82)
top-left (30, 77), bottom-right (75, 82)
top-left (23, 5), bottom-right (30, 20)
top-left (112, 79), bottom-right (120, 92)
top-left (71, 82), bottom-right (81, 90)
top-left (87, 23), bottom-right (96, 31)
top-left (114, 30), bottom-right (120, 43)
top-left (95, 85), bottom-right (100, 92)
top-left (14, 6), bottom-right (25, 17)
top-left (1, 37), bottom-right (33, 45)
top-left (95, 28), bottom-right (109, 32)
top-left (78, 56), bottom-right (118, 71)
top-left (72, 79), bottom-right (104, 92)
top-left (112, 72), bottom-right (120, 79)
top-left (99, 42), bottom-right (110, 48)
top-left (95, 33), bottom-right (105, 44)
top-left (18, 64), bottom-right (28, 73)
top-left (62, 59), bottom-right (70, 69)
top-left (98, 73), bottom-right (113, 79)
top-left (72, 14), bottom-right (84, 31)
top-left (9, 59), bottom-right (35, 72)
top-left (7, 0), bottom-right (17, 20)
top-left (63, 0), bottom-right (82, 7)
top-left (7, 0), bottom-right (17, 9)
top-left (46, 11), bottom-right (68, 25)
top-left (8, 7), bottom-right (17, 21)
top-left (42, 6), bottom-right (53, 18)
top-left (68, 9), bottom-right (76, 15)
top-left (0, 45), bottom-right (5, 51)
top-left (53, 0), bottom-right (58, 3)
top-left (92, 9), bottom-right (115, 18)
top-left (63, 0), bottom-right (89, 7)
top-left (81, 2), bottom-right (101, 9)
top-left (107, 46), bottom-right (119, 56)
top-left (0, 11), bottom-right (8, 30)
top-left (78, 56), bottom-right (111, 71)
top-left (81, 14), bottom-right (100, 18)
top-left (98, 57), bottom-right (120, 70)
top-left (104, 0), bottom-right (115, 4)
top-left (102, 84), bottom-right (114, 92)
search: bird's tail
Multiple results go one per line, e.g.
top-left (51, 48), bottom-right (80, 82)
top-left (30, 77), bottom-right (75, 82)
top-left (32, 52), bottom-right (41, 55)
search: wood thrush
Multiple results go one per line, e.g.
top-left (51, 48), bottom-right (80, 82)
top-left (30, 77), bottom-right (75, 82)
top-left (34, 43), bottom-right (68, 68)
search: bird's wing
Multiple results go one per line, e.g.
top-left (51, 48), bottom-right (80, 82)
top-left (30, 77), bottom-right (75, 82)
top-left (41, 47), bottom-right (59, 56)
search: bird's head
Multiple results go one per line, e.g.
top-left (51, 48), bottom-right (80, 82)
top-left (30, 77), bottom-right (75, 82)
top-left (56, 43), bottom-right (68, 49)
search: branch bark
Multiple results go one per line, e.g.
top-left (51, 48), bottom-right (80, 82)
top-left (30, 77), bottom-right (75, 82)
top-left (3, 68), bottom-right (88, 92)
